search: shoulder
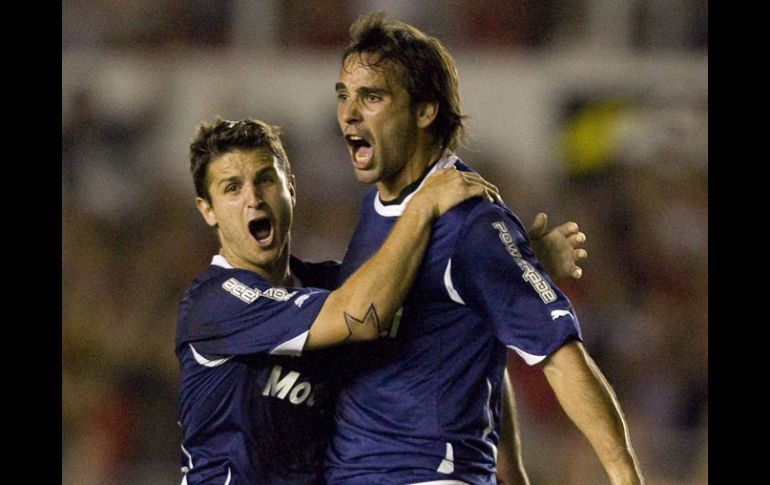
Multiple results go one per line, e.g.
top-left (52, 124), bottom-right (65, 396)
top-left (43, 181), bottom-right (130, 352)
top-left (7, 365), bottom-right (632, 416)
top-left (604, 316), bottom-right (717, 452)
top-left (181, 265), bottom-right (230, 306)
top-left (442, 203), bottom-right (531, 268)
top-left (185, 265), bottom-right (266, 302)
top-left (444, 198), bottom-right (524, 240)
top-left (180, 265), bottom-right (288, 321)
top-left (443, 158), bottom-right (526, 233)
top-left (176, 264), bottom-right (327, 352)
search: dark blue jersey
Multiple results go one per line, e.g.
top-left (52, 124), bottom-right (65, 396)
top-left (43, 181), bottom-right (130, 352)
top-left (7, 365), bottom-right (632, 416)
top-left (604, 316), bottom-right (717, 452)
top-left (176, 255), bottom-right (336, 484)
top-left (325, 156), bottom-right (582, 485)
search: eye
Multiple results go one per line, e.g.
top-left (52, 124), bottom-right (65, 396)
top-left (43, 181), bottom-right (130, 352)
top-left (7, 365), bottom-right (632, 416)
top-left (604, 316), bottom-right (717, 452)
top-left (225, 183), bottom-right (240, 193)
top-left (365, 93), bottom-right (382, 103)
top-left (257, 173), bottom-right (275, 185)
top-left (336, 92), bottom-right (349, 102)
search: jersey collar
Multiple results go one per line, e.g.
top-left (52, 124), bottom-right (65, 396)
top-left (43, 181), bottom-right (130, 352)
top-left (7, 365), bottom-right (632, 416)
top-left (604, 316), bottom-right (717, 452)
top-left (373, 153), bottom-right (459, 217)
top-left (212, 254), bottom-right (306, 288)
top-left (211, 254), bottom-right (233, 269)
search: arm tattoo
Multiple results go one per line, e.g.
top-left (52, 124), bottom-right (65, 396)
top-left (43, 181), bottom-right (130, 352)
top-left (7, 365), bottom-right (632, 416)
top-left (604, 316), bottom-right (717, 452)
top-left (342, 303), bottom-right (383, 342)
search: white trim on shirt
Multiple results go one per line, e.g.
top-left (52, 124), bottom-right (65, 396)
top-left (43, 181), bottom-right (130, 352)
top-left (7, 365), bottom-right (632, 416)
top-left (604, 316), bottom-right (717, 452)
top-left (443, 259), bottom-right (465, 305)
top-left (211, 254), bottom-right (233, 269)
top-left (507, 345), bottom-right (547, 365)
top-left (189, 344), bottom-right (232, 367)
top-left (269, 331), bottom-right (309, 356)
top-left (373, 154), bottom-right (459, 217)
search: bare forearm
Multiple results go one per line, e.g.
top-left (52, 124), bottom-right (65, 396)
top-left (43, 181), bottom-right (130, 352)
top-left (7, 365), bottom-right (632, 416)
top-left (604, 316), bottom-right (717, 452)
top-left (333, 204), bottom-right (431, 329)
top-left (305, 168), bottom-right (499, 349)
top-left (305, 204), bottom-right (432, 348)
top-left (497, 369), bottom-right (530, 485)
top-left (543, 341), bottom-right (644, 485)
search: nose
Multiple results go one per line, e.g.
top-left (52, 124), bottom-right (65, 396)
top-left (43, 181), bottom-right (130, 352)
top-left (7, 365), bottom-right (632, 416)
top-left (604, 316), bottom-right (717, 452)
top-left (340, 98), bottom-right (361, 126)
top-left (246, 184), bottom-right (264, 208)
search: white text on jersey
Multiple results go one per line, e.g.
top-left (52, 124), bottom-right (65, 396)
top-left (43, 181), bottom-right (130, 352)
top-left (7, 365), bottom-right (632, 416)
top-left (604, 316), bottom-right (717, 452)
top-left (262, 365), bottom-right (317, 406)
top-left (491, 222), bottom-right (557, 303)
top-left (222, 278), bottom-right (298, 304)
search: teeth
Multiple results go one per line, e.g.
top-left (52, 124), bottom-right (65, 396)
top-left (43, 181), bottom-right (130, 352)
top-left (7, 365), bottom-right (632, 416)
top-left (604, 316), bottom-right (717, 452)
top-left (349, 135), bottom-right (362, 141)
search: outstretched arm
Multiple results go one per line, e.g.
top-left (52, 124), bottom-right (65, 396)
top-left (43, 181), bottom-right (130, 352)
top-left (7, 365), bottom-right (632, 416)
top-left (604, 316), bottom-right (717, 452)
top-left (305, 169), bottom-right (500, 349)
top-left (528, 212), bottom-right (588, 281)
top-left (542, 341), bottom-right (644, 485)
top-left (496, 368), bottom-right (530, 485)
top-left (496, 213), bottom-right (588, 483)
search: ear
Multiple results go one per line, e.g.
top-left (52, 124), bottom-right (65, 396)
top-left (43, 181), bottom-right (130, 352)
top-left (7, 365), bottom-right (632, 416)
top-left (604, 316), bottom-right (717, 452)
top-left (288, 174), bottom-right (296, 207)
top-left (195, 196), bottom-right (218, 227)
top-left (416, 101), bottom-right (439, 129)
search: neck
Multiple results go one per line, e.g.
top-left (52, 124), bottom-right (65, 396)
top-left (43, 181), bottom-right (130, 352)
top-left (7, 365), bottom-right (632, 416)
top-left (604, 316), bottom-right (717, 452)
top-left (221, 246), bottom-right (293, 287)
top-left (377, 143), bottom-right (444, 200)
top-left (260, 255), bottom-right (293, 287)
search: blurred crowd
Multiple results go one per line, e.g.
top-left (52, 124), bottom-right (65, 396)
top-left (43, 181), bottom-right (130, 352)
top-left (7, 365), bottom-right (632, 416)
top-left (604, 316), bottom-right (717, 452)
top-left (62, 1), bottom-right (707, 484)
top-left (506, 93), bottom-right (708, 483)
top-left (63, 0), bottom-right (707, 51)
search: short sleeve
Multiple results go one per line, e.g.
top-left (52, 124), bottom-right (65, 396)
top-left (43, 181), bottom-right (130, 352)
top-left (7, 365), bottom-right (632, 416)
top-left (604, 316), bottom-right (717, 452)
top-left (451, 205), bottom-right (582, 364)
top-left (178, 270), bottom-right (330, 359)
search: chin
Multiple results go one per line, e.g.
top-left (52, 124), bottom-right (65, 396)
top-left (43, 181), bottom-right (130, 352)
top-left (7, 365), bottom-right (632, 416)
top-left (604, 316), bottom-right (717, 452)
top-left (354, 169), bottom-right (380, 185)
top-left (258, 242), bottom-right (289, 267)
top-left (248, 242), bottom-right (275, 260)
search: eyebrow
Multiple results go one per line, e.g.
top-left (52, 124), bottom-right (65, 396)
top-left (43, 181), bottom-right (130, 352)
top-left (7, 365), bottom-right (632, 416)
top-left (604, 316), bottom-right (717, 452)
top-left (217, 175), bottom-right (241, 187)
top-left (218, 165), bottom-right (277, 183)
top-left (335, 82), bottom-right (389, 97)
top-left (255, 167), bottom-right (278, 179)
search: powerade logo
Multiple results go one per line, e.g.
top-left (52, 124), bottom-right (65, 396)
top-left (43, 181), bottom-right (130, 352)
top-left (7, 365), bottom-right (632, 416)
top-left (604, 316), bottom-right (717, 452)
top-left (491, 221), bottom-right (557, 304)
top-left (222, 278), bottom-right (297, 304)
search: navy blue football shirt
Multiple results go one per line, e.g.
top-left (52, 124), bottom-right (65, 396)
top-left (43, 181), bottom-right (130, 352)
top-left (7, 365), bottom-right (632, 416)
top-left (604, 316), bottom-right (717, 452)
top-left (176, 255), bottom-right (337, 484)
top-left (325, 156), bottom-right (583, 485)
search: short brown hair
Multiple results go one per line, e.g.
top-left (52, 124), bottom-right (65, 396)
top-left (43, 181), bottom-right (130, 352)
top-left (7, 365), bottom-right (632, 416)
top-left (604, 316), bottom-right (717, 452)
top-left (189, 118), bottom-right (291, 200)
top-left (343, 12), bottom-right (465, 152)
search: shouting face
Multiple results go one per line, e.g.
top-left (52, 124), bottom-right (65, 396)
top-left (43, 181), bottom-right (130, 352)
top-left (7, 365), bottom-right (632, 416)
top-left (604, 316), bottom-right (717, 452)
top-left (336, 53), bottom-right (435, 198)
top-left (196, 147), bottom-right (295, 281)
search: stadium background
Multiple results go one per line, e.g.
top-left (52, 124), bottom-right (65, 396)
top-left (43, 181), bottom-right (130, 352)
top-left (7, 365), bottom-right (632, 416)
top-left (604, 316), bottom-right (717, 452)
top-left (62, 1), bottom-right (707, 483)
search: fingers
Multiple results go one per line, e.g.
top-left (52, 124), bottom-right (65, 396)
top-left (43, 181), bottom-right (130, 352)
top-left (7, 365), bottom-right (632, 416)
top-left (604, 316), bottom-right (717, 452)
top-left (556, 221), bottom-right (580, 237)
top-left (570, 249), bottom-right (588, 279)
top-left (421, 169), bottom-right (498, 216)
top-left (469, 184), bottom-right (498, 204)
top-left (568, 231), bottom-right (587, 245)
top-left (528, 212), bottom-right (548, 239)
top-left (459, 171), bottom-right (499, 196)
top-left (481, 185), bottom-right (502, 204)
top-left (571, 266), bottom-right (583, 279)
top-left (554, 221), bottom-right (586, 248)
top-left (454, 170), bottom-right (501, 204)
top-left (431, 168), bottom-right (500, 196)
top-left (420, 168), bottom-right (505, 216)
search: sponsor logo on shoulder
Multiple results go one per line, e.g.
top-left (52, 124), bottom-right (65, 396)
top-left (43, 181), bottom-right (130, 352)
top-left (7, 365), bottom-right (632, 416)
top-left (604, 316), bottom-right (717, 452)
top-left (550, 309), bottom-right (574, 321)
top-left (222, 278), bottom-right (297, 304)
top-left (491, 221), bottom-right (557, 304)
top-left (261, 287), bottom-right (298, 301)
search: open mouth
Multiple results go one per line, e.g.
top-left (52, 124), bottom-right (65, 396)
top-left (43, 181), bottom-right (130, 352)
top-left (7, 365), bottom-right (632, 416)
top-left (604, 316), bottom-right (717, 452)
top-left (345, 134), bottom-right (373, 169)
top-left (248, 217), bottom-right (274, 247)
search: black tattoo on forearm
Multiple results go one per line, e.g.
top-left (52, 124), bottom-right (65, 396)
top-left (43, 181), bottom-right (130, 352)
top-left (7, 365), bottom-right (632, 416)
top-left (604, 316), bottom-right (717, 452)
top-left (342, 303), bottom-right (383, 342)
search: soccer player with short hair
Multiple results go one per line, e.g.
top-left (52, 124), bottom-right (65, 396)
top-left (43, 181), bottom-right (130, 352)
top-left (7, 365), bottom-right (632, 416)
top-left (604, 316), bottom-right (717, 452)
top-left (326, 13), bottom-right (644, 485)
top-left (175, 117), bottom-right (502, 484)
